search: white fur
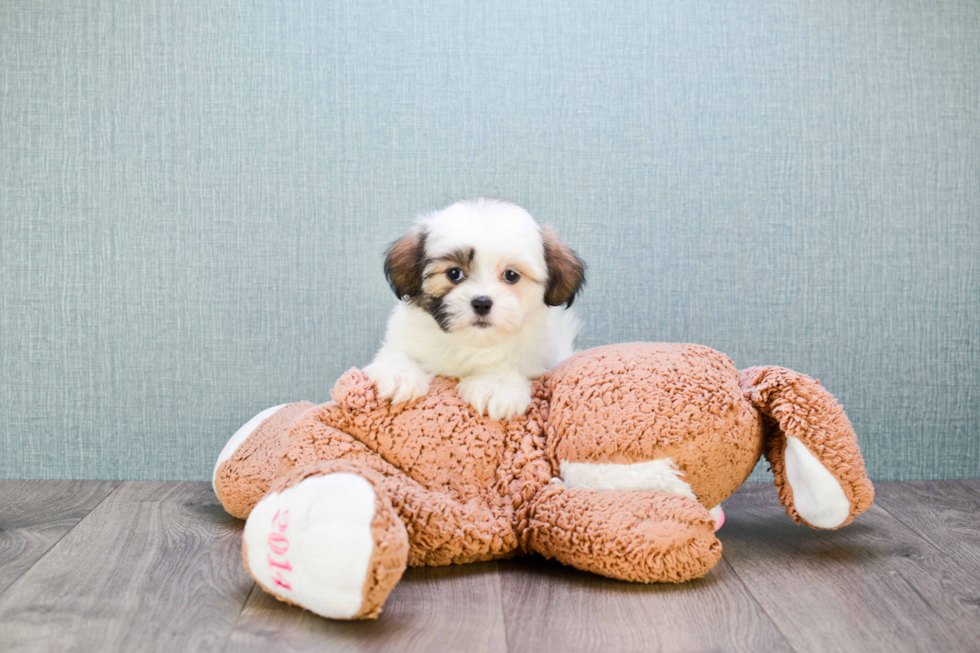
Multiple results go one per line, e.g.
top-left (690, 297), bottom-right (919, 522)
top-left (784, 436), bottom-right (851, 528)
top-left (366, 199), bottom-right (581, 420)
top-left (457, 368), bottom-right (533, 422)
top-left (559, 458), bottom-right (699, 501)
top-left (367, 350), bottom-right (432, 405)
top-left (212, 404), bottom-right (287, 492)
top-left (243, 473), bottom-right (377, 619)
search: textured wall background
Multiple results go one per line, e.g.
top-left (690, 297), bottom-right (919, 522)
top-left (1, 0), bottom-right (978, 481)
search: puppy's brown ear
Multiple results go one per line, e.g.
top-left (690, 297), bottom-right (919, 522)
top-left (541, 227), bottom-right (586, 307)
top-left (383, 228), bottom-right (427, 299)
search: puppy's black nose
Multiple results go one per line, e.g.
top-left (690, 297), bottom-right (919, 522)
top-left (471, 296), bottom-right (493, 316)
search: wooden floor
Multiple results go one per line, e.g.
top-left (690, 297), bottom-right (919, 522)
top-left (0, 481), bottom-right (978, 652)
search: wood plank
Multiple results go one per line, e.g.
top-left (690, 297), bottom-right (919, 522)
top-left (225, 561), bottom-right (508, 653)
top-left (0, 482), bottom-right (254, 652)
top-left (0, 480), bottom-right (119, 595)
top-left (499, 554), bottom-right (791, 653)
top-left (720, 482), bottom-right (980, 653)
top-left (874, 481), bottom-right (980, 576)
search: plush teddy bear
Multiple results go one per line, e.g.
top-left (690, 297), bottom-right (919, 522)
top-left (213, 343), bottom-right (873, 620)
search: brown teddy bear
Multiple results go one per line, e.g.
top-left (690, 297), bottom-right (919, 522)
top-left (213, 342), bottom-right (873, 620)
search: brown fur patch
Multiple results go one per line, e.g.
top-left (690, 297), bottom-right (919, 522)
top-left (421, 275), bottom-right (454, 298)
top-left (541, 227), bottom-right (586, 307)
top-left (384, 229), bottom-right (427, 299)
top-left (422, 248), bottom-right (474, 297)
top-left (500, 262), bottom-right (541, 284)
top-left (431, 247), bottom-right (475, 273)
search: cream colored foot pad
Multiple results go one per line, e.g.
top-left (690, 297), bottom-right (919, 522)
top-left (243, 473), bottom-right (378, 619)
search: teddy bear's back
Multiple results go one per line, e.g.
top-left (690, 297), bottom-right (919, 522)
top-left (545, 343), bottom-right (763, 508)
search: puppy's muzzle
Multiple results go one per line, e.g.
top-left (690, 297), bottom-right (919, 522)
top-left (471, 296), bottom-right (493, 316)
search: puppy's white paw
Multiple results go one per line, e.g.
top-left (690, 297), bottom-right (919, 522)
top-left (364, 355), bottom-right (431, 404)
top-left (457, 374), bottom-right (532, 420)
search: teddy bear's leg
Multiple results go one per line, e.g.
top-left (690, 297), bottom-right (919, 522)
top-left (740, 366), bottom-right (874, 529)
top-left (242, 460), bottom-right (409, 620)
top-left (213, 401), bottom-right (316, 519)
top-left (279, 410), bottom-right (519, 566)
top-left (524, 483), bottom-right (722, 583)
top-left (378, 474), bottom-right (518, 566)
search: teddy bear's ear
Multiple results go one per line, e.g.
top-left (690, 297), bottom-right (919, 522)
top-left (740, 366), bottom-right (874, 529)
top-left (331, 368), bottom-right (386, 411)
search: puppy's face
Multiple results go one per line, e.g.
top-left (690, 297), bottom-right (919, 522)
top-left (384, 199), bottom-right (585, 343)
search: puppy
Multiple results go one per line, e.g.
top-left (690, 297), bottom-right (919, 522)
top-left (364, 198), bottom-right (586, 420)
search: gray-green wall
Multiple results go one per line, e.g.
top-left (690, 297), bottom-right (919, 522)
top-left (2, 0), bottom-right (978, 480)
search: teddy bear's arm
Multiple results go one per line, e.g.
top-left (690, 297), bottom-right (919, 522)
top-left (739, 366), bottom-right (874, 529)
top-left (524, 483), bottom-right (722, 583)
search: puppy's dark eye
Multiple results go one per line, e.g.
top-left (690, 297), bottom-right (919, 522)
top-left (503, 270), bottom-right (520, 284)
top-left (446, 267), bottom-right (464, 283)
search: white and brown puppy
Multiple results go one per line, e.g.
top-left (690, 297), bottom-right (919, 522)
top-left (364, 198), bottom-right (585, 420)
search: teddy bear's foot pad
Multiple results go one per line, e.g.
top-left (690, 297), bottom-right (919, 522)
top-left (243, 469), bottom-right (408, 620)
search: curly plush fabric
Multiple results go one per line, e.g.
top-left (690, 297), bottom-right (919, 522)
top-left (545, 344), bottom-right (764, 509)
top-left (279, 372), bottom-right (552, 566)
top-left (214, 342), bottom-right (874, 620)
top-left (739, 366), bottom-right (874, 527)
top-left (526, 483), bottom-right (722, 583)
top-left (214, 401), bottom-right (314, 519)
